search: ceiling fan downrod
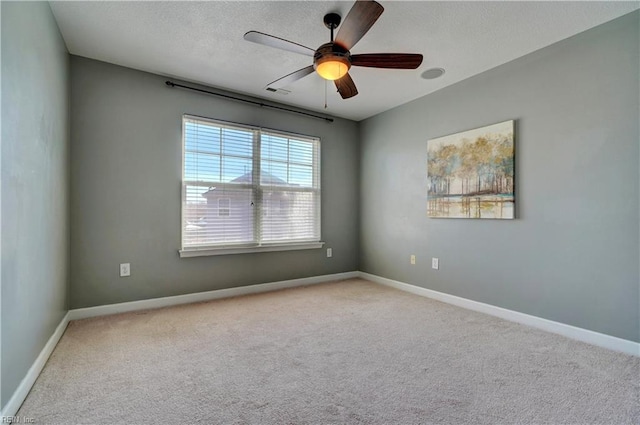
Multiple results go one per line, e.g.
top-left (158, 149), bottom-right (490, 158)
top-left (323, 13), bottom-right (341, 42)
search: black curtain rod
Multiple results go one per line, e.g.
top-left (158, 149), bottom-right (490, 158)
top-left (165, 81), bottom-right (334, 123)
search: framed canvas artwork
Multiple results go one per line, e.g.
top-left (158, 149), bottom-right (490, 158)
top-left (427, 120), bottom-right (515, 219)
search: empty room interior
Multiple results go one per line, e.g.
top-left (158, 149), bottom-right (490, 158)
top-left (1, 1), bottom-right (639, 423)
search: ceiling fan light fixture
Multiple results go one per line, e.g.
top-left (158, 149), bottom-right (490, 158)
top-left (316, 58), bottom-right (350, 80)
top-left (314, 43), bottom-right (351, 81)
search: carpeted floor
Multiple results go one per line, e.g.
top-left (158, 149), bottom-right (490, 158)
top-left (17, 279), bottom-right (639, 424)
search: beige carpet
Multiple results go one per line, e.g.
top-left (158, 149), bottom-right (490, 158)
top-left (17, 279), bottom-right (639, 424)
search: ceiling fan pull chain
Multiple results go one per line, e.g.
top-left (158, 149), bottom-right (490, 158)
top-left (324, 80), bottom-right (328, 109)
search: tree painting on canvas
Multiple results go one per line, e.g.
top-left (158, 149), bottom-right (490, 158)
top-left (427, 120), bottom-right (515, 219)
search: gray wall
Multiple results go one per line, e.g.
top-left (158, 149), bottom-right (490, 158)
top-left (1, 2), bottom-right (70, 407)
top-left (359, 12), bottom-right (639, 342)
top-left (70, 56), bottom-right (359, 308)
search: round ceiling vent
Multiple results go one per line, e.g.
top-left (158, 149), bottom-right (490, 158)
top-left (421, 68), bottom-right (445, 80)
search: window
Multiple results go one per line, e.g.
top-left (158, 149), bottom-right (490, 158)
top-left (217, 198), bottom-right (230, 217)
top-left (181, 115), bottom-right (322, 256)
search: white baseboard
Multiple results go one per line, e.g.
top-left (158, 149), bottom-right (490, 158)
top-left (360, 271), bottom-right (640, 357)
top-left (69, 271), bottom-right (359, 320)
top-left (1, 312), bottom-right (70, 418)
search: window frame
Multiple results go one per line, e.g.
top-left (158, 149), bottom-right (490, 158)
top-left (179, 114), bottom-right (323, 257)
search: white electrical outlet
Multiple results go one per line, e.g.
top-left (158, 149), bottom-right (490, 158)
top-left (326, 248), bottom-right (333, 258)
top-left (120, 263), bottom-right (131, 277)
top-left (431, 258), bottom-right (439, 270)
top-left (410, 255), bottom-right (416, 265)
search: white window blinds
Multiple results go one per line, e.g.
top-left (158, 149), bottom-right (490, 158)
top-left (260, 131), bottom-right (320, 243)
top-left (181, 115), bottom-right (321, 253)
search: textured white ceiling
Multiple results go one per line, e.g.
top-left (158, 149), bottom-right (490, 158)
top-left (49, 1), bottom-right (638, 121)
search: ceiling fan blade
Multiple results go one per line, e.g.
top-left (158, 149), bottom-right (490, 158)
top-left (244, 31), bottom-right (315, 57)
top-left (335, 0), bottom-right (384, 51)
top-left (351, 53), bottom-right (423, 69)
top-left (266, 65), bottom-right (315, 89)
top-left (334, 73), bottom-right (358, 99)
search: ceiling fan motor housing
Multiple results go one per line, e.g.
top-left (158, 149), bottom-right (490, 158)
top-left (314, 43), bottom-right (352, 80)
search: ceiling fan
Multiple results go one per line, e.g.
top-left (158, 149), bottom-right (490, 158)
top-left (244, 0), bottom-right (423, 99)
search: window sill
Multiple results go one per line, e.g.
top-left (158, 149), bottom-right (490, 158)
top-left (179, 241), bottom-right (325, 258)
